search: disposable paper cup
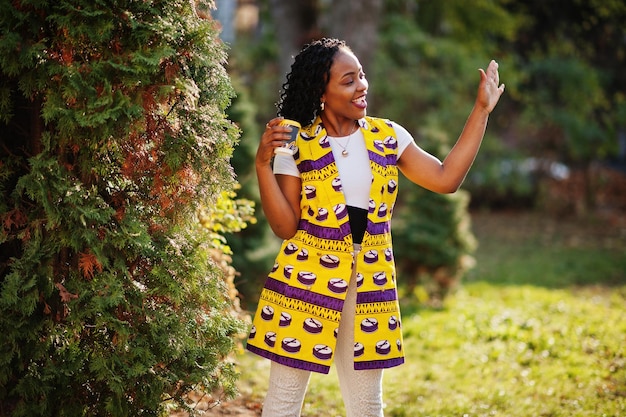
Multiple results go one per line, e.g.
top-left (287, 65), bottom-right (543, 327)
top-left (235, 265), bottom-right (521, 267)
top-left (274, 119), bottom-right (300, 156)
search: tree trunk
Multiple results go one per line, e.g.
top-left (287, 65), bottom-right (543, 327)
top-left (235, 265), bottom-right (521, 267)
top-left (321, 0), bottom-right (383, 73)
top-left (269, 0), bottom-right (320, 79)
top-left (268, 0), bottom-right (382, 93)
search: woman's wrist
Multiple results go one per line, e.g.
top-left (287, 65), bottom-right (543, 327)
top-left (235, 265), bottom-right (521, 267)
top-left (256, 160), bottom-right (274, 175)
top-left (473, 102), bottom-right (491, 117)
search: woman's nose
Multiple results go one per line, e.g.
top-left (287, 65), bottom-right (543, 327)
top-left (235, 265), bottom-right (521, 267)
top-left (358, 77), bottom-right (368, 91)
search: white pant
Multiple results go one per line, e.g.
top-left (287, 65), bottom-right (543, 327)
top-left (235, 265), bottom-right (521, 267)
top-left (261, 245), bottom-right (384, 417)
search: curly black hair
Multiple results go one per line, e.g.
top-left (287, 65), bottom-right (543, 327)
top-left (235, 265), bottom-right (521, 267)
top-left (277, 38), bottom-right (351, 126)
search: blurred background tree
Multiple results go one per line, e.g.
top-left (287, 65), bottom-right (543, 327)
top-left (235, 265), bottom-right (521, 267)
top-left (0, 0), bottom-right (250, 415)
top-left (502, 0), bottom-right (626, 214)
top-left (217, 0), bottom-right (626, 307)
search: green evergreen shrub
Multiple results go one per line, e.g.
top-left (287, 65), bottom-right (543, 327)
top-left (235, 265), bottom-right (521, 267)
top-left (393, 181), bottom-right (476, 304)
top-left (370, 11), bottom-right (489, 303)
top-left (0, 1), bottom-right (247, 415)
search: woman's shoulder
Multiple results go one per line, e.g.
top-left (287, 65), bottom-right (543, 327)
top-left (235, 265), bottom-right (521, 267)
top-left (364, 116), bottom-right (411, 133)
top-left (364, 117), bottom-right (415, 156)
top-left (363, 117), bottom-right (410, 137)
top-left (364, 116), bottom-right (394, 127)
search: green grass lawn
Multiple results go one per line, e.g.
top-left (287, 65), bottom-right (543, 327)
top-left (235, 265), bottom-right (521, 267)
top-left (233, 211), bottom-right (626, 416)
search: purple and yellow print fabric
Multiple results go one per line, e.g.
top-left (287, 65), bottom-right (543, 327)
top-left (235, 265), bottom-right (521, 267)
top-left (247, 116), bottom-right (405, 374)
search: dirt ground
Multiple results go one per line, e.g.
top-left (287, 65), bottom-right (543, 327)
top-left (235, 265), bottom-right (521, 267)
top-left (169, 393), bottom-right (262, 416)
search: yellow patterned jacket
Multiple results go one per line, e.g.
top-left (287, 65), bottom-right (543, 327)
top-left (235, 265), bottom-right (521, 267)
top-left (246, 116), bottom-right (404, 374)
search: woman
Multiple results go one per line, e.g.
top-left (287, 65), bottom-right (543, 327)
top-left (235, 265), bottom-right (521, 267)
top-left (247, 38), bottom-right (504, 417)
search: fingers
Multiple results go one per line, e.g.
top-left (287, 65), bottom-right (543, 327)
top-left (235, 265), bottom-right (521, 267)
top-left (480, 60), bottom-right (505, 91)
top-left (263, 118), bottom-right (290, 143)
top-left (482, 60), bottom-right (499, 84)
top-left (263, 117), bottom-right (292, 142)
top-left (488, 60), bottom-right (505, 93)
top-left (264, 116), bottom-right (285, 131)
top-left (258, 117), bottom-right (295, 163)
top-left (476, 61), bottom-right (505, 113)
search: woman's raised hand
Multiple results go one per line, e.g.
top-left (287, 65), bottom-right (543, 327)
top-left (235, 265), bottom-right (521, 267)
top-left (477, 60), bottom-right (505, 114)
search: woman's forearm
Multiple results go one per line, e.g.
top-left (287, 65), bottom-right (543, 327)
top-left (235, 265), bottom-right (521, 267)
top-left (256, 163), bottom-right (300, 239)
top-left (440, 104), bottom-right (490, 191)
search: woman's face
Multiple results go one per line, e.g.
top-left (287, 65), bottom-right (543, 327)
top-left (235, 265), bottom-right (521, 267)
top-left (321, 48), bottom-right (368, 123)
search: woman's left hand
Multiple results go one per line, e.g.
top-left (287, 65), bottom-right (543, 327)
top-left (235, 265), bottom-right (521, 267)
top-left (477, 60), bottom-right (505, 114)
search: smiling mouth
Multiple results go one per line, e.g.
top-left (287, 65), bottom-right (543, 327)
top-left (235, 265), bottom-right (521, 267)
top-left (352, 95), bottom-right (367, 108)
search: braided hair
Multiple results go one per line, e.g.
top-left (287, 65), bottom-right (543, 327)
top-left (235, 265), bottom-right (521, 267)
top-left (277, 38), bottom-right (351, 126)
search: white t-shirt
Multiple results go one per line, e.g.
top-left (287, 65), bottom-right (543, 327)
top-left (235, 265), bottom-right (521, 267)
top-left (273, 121), bottom-right (415, 210)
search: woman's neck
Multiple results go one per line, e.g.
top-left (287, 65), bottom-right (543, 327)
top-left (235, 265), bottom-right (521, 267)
top-left (321, 116), bottom-right (358, 137)
top-left (324, 121), bottom-right (358, 138)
